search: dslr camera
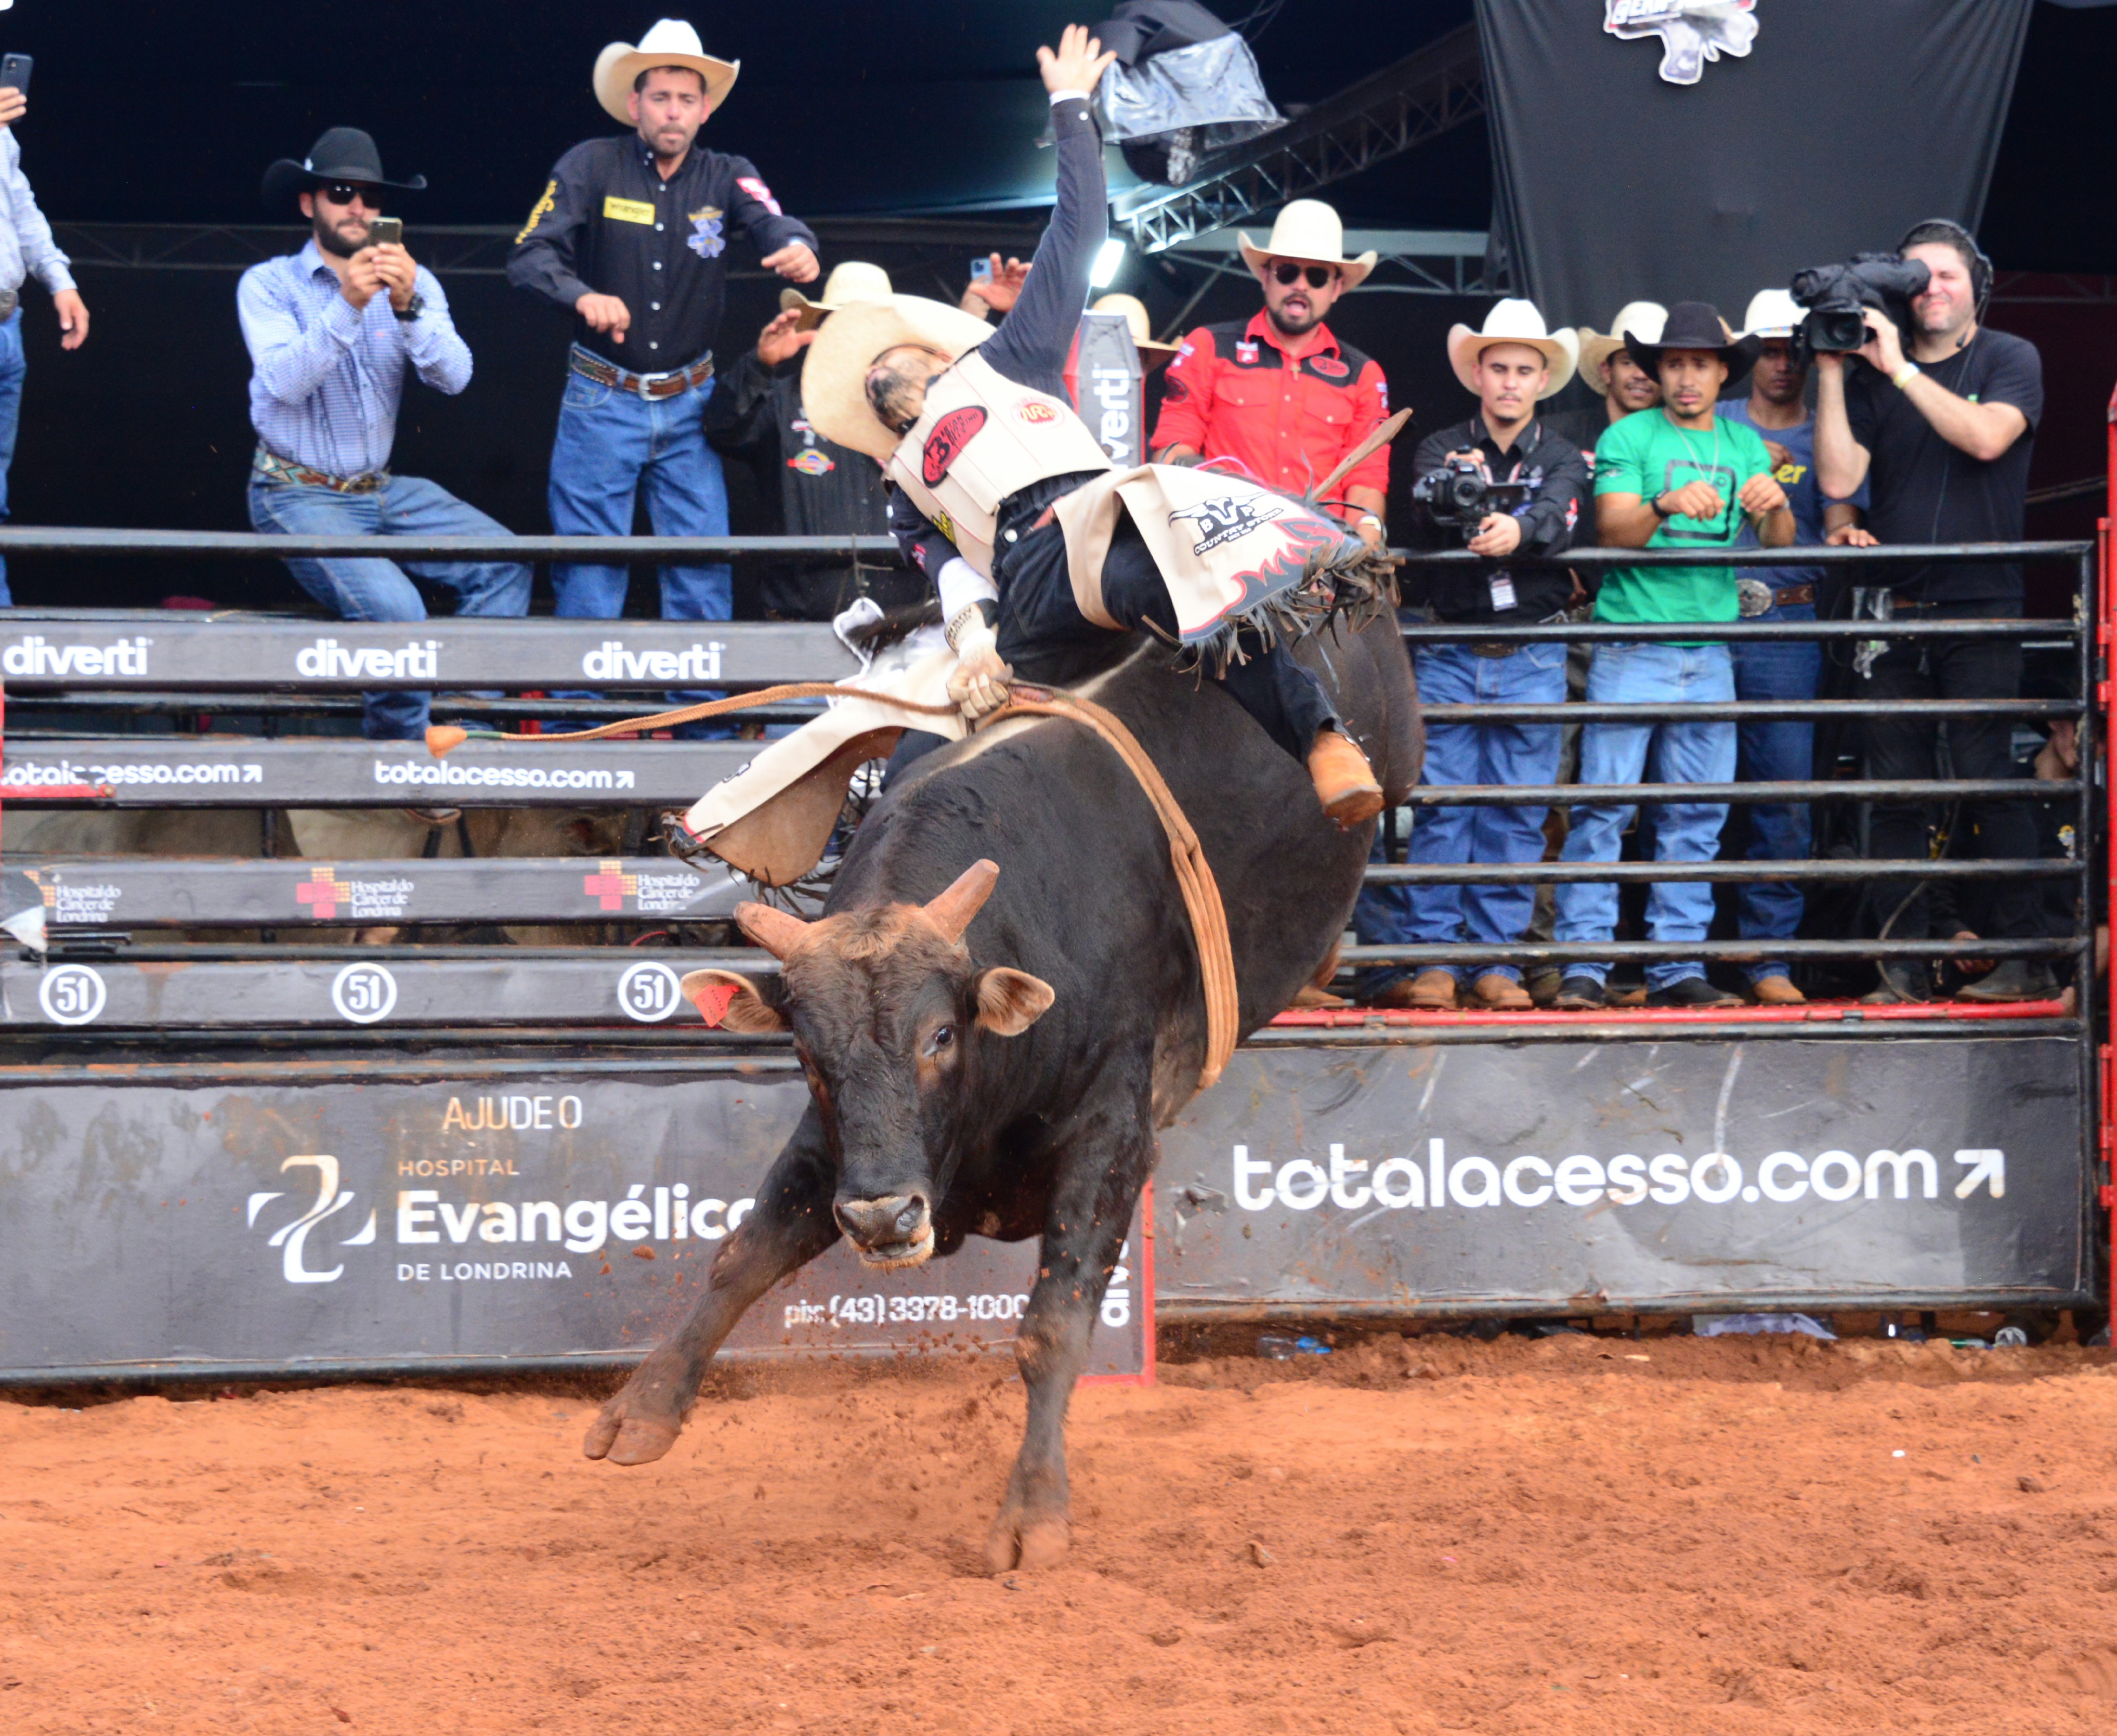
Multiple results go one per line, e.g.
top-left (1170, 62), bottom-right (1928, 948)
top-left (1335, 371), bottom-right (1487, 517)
top-left (1788, 253), bottom-right (1932, 355)
top-left (1413, 456), bottom-right (1528, 537)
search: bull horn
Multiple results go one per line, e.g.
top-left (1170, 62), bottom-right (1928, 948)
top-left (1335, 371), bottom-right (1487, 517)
top-left (922, 858), bottom-right (1000, 945)
top-left (735, 900), bottom-right (813, 960)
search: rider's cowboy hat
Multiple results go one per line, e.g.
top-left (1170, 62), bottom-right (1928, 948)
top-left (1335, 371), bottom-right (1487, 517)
top-left (1575, 301), bottom-right (1667, 387)
top-left (1237, 200), bottom-right (1377, 291)
top-left (801, 295), bottom-right (996, 464)
top-left (262, 127), bottom-right (427, 210)
top-left (1444, 299), bottom-right (1578, 398)
top-left (1091, 293), bottom-right (1179, 359)
top-left (593, 19), bottom-right (740, 124)
top-left (779, 261), bottom-right (894, 332)
top-left (1623, 300), bottom-right (1760, 385)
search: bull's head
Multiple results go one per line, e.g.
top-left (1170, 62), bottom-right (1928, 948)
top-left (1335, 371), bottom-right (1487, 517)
top-left (681, 860), bottom-right (1053, 1269)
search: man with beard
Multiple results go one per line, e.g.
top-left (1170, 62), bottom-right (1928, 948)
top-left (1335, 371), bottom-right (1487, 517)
top-left (509, 19), bottom-right (818, 649)
top-left (240, 128), bottom-right (529, 740)
top-left (1149, 199), bottom-right (1391, 548)
top-left (1815, 221), bottom-right (2046, 1004)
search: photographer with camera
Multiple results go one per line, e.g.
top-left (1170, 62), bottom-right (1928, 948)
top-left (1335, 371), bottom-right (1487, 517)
top-left (1811, 221), bottom-right (2047, 1003)
top-left (1551, 303), bottom-right (1792, 1011)
top-left (1353, 301), bottom-right (1587, 1011)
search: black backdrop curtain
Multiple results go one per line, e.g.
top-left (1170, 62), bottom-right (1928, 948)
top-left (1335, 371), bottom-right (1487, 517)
top-left (1476, 0), bottom-right (2036, 330)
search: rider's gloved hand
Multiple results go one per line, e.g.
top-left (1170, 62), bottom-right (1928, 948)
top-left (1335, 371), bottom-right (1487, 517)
top-left (947, 616), bottom-right (1013, 721)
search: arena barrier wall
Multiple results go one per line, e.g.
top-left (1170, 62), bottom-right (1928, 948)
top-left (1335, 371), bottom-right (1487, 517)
top-left (0, 530), bottom-right (2105, 1380)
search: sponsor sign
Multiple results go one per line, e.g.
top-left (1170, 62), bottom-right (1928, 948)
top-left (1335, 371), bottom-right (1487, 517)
top-left (0, 620), bottom-right (859, 691)
top-left (7, 858), bottom-right (738, 931)
top-left (1073, 311), bottom-right (1144, 467)
top-left (0, 739), bottom-right (752, 808)
top-left (1605, 0), bottom-right (1758, 87)
top-left (0, 1066), bottom-right (1146, 1379)
top-left (1153, 1037), bottom-right (2087, 1312)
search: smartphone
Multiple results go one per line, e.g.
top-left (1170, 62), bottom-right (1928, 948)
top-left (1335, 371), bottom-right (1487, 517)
top-left (368, 216), bottom-right (403, 248)
top-left (0, 54), bottom-right (32, 96)
top-left (968, 256), bottom-right (992, 283)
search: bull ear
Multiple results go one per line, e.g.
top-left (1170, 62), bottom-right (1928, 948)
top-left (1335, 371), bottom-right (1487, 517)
top-left (924, 858), bottom-right (1001, 945)
top-left (680, 969), bottom-right (789, 1034)
top-left (735, 900), bottom-right (813, 961)
top-left (974, 968), bottom-right (1054, 1037)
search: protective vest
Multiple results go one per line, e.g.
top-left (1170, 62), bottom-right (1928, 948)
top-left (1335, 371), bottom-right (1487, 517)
top-left (885, 352), bottom-right (1113, 578)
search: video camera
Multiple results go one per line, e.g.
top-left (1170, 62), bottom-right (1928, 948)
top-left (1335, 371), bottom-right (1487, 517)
top-left (1412, 456), bottom-right (1529, 538)
top-left (1788, 254), bottom-right (1932, 355)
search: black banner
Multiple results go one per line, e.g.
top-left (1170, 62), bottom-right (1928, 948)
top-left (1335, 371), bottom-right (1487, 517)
top-left (1476, 0), bottom-right (2036, 325)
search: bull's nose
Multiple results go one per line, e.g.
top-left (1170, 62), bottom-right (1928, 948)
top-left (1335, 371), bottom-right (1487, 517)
top-left (834, 1192), bottom-right (929, 1248)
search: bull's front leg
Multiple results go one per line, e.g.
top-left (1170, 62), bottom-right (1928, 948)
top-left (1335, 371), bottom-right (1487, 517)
top-left (585, 1107), bottom-right (838, 1466)
top-left (987, 1096), bottom-right (1156, 1573)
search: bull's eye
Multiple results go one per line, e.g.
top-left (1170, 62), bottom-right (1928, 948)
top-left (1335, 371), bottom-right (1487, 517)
top-left (926, 1024), bottom-right (956, 1057)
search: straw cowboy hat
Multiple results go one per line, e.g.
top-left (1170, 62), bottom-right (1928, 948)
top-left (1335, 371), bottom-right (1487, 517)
top-left (593, 19), bottom-right (740, 125)
top-left (1623, 300), bottom-right (1761, 385)
top-left (1445, 299), bottom-right (1578, 398)
top-left (261, 127), bottom-right (427, 211)
top-left (1237, 200), bottom-right (1377, 291)
top-left (780, 261), bottom-right (894, 331)
top-left (801, 295), bottom-right (997, 463)
top-left (1575, 301), bottom-right (1668, 387)
top-left (1738, 287), bottom-right (1804, 340)
top-left (1091, 293), bottom-right (1179, 359)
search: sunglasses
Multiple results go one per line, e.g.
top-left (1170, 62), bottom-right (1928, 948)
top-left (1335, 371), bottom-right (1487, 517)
top-left (318, 183), bottom-right (382, 208)
top-left (1271, 262), bottom-right (1337, 290)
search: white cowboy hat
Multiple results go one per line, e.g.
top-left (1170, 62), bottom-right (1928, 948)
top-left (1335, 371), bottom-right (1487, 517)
top-left (801, 294), bottom-right (997, 463)
top-left (1090, 293), bottom-right (1179, 359)
top-left (780, 261), bottom-right (894, 331)
top-left (1445, 299), bottom-right (1578, 398)
top-left (1237, 200), bottom-right (1377, 291)
top-left (1739, 287), bottom-right (1804, 340)
top-left (593, 19), bottom-right (740, 125)
top-left (1576, 301), bottom-right (1667, 387)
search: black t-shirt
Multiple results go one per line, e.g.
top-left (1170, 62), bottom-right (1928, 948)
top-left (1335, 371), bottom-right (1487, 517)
top-left (1844, 329), bottom-right (2042, 603)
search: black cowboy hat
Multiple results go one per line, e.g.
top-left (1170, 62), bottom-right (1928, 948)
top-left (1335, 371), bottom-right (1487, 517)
top-left (262, 127), bottom-right (428, 211)
top-left (1622, 300), bottom-right (1761, 387)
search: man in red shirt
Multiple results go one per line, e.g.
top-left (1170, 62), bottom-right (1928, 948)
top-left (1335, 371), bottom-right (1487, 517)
top-left (1150, 199), bottom-right (1390, 547)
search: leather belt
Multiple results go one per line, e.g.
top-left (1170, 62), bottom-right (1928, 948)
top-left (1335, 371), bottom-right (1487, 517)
top-left (1768, 583), bottom-right (1816, 609)
top-left (252, 446), bottom-right (387, 494)
top-left (569, 345), bottom-right (714, 399)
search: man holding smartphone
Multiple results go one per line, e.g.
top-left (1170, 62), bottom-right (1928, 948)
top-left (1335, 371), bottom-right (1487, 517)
top-left (0, 57), bottom-right (91, 606)
top-left (240, 127), bottom-right (529, 740)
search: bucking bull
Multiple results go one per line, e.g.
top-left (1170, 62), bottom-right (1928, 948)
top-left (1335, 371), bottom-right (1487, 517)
top-left (585, 617), bottom-right (1419, 1570)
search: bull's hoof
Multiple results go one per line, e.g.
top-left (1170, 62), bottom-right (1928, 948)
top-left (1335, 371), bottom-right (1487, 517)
top-left (582, 1401), bottom-right (683, 1466)
top-left (985, 1505), bottom-right (1071, 1574)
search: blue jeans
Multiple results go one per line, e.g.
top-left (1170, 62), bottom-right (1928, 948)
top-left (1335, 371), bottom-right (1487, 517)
top-left (1731, 605), bottom-right (1820, 983)
top-left (548, 356), bottom-right (731, 624)
top-left (248, 472), bottom-right (532, 740)
top-left (1554, 642), bottom-right (1736, 990)
top-left (1356, 640), bottom-right (1566, 991)
top-left (0, 310), bottom-right (24, 606)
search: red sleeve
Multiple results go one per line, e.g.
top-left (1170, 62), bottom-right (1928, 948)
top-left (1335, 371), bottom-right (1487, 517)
top-left (1340, 358), bottom-right (1392, 497)
top-left (1148, 326), bottom-right (1217, 456)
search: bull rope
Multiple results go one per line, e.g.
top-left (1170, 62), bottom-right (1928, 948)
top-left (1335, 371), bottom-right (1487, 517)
top-left (426, 682), bottom-right (1241, 1094)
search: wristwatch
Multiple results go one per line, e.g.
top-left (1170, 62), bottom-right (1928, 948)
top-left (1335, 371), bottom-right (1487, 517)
top-left (393, 293), bottom-right (425, 324)
top-left (1649, 492), bottom-right (1675, 519)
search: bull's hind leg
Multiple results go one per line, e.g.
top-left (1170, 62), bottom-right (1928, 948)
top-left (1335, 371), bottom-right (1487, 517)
top-left (585, 1109), bottom-right (838, 1466)
top-left (987, 1099), bottom-right (1156, 1573)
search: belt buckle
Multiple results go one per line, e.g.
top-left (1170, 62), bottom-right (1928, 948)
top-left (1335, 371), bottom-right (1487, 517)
top-left (1737, 577), bottom-right (1775, 618)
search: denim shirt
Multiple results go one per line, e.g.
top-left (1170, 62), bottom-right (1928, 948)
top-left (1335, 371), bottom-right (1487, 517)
top-left (238, 239), bottom-right (472, 478)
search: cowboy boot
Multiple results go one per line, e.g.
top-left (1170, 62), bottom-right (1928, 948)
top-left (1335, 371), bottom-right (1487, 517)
top-left (1308, 728), bottom-right (1383, 828)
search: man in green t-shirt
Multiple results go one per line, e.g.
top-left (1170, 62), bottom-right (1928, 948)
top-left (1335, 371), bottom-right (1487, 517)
top-left (1553, 302), bottom-right (1794, 1010)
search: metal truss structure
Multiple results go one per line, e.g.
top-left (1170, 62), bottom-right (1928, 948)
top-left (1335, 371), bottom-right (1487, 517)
top-left (1110, 23), bottom-right (1486, 256)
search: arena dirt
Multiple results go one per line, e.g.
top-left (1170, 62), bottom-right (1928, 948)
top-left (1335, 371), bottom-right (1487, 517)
top-left (3, 1330), bottom-right (2116, 1733)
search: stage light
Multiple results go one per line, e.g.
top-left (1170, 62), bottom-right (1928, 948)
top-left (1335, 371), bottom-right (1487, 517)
top-left (1089, 239), bottom-right (1126, 289)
